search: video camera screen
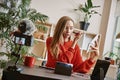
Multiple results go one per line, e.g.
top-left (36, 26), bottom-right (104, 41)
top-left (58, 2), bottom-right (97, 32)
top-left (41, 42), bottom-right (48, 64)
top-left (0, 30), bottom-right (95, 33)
top-left (14, 32), bottom-right (33, 46)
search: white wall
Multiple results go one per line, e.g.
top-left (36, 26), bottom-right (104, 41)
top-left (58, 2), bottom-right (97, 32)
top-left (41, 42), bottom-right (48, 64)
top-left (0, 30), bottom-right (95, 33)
top-left (30, 0), bottom-right (104, 34)
top-left (103, 0), bottom-right (118, 54)
top-left (115, 0), bottom-right (120, 16)
top-left (30, 0), bottom-right (118, 56)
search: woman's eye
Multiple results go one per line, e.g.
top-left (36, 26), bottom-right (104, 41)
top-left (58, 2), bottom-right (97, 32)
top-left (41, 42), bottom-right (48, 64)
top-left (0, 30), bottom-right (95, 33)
top-left (65, 27), bottom-right (68, 29)
top-left (65, 26), bottom-right (73, 30)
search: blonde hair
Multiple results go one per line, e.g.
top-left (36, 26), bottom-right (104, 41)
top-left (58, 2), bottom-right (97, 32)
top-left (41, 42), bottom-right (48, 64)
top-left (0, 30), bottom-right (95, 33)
top-left (50, 16), bottom-right (74, 59)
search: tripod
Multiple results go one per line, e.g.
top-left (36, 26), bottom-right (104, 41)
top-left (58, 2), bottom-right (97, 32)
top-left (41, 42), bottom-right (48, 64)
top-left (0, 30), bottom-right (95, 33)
top-left (7, 44), bottom-right (23, 72)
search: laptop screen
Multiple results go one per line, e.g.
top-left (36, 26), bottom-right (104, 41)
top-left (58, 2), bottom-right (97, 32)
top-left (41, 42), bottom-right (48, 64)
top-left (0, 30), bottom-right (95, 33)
top-left (91, 59), bottom-right (110, 80)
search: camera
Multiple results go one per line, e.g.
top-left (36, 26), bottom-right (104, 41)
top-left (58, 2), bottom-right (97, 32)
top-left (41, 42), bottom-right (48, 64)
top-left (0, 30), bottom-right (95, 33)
top-left (14, 32), bottom-right (33, 46)
top-left (6, 19), bottom-right (35, 72)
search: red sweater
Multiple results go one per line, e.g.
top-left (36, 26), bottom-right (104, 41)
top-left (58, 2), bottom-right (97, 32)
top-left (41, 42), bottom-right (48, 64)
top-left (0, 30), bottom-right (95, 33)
top-left (45, 37), bottom-right (94, 73)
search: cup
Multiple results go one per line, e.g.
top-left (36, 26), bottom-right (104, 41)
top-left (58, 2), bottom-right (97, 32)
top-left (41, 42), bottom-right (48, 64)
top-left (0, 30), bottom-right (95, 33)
top-left (24, 56), bottom-right (35, 67)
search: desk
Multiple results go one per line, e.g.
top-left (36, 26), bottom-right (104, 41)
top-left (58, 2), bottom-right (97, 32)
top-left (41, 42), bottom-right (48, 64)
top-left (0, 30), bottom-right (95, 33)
top-left (2, 65), bottom-right (90, 80)
top-left (2, 65), bottom-right (114, 80)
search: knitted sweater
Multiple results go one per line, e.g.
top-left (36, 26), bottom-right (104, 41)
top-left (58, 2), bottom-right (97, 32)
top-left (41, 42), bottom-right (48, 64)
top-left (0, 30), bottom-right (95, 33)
top-left (45, 37), bottom-right (94, 73)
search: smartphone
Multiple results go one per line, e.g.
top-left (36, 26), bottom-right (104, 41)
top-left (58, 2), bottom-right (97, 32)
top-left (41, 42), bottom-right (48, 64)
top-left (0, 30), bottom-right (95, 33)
top-left (87, 34), bottom-right (100, 53)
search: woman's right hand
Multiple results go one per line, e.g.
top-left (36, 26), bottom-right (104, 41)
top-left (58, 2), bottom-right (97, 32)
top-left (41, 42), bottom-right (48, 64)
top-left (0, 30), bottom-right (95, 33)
top-left (74, 31), bottom-right (83, 42)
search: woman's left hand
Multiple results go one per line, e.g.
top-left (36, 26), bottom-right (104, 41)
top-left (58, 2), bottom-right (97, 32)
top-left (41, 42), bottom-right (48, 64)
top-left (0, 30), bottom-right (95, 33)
top-left (89, 40), bottom-right (99, 62)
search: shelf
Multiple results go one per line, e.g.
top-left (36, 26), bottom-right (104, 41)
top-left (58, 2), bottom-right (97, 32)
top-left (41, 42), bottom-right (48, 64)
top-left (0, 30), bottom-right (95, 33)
top-left (31, 21), bottom-right (53, 66)
top-left (34, 38), bottom-right (46, 43)
top-left (73, 28), bottom-right (97, 36)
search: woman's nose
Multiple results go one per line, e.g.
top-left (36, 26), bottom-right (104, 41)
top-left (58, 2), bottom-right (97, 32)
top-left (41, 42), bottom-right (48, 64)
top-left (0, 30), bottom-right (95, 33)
top-left (66, 28), bottom-right (70, 33)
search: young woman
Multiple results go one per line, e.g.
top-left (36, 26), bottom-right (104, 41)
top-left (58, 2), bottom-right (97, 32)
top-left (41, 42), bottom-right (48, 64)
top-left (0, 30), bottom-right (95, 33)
top-left (45, 16), bottom-right (99, 73)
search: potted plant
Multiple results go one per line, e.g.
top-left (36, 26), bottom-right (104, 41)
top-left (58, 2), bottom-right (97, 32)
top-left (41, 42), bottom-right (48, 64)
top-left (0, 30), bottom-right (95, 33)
top-left (103, 46), bottom-right (120, 65)
top-left (0, 0), bottom-right (49, 68)
top-left (74, 0), bottom-right (101, 31)
top-left (104, 51), bottom-right (116, 65)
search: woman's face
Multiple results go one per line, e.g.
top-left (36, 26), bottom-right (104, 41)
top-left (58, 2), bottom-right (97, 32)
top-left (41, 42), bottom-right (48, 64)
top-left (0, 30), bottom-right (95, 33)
top-left (63, 20), bottom-right (74, 39)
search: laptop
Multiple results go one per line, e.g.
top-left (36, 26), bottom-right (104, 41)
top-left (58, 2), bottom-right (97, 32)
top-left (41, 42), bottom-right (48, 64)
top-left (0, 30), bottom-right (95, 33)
top-left (73, 59), bottom-right (110, 80)
top-left (90, 59), bottom-right (110, 80)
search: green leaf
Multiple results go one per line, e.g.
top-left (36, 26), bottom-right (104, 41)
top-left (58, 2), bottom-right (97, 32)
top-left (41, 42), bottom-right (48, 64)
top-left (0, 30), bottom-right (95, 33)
top-left (87, 0), bottom-right (93, 8)
top-left (0, 0), bottom-right (49, 68)
top-left (92, 6), bottom-right (101, 8)
top-left (85, 3), bottom-right (88, 9)
top-left (0, 60), bottom-right (7, 68)
top-left (81, 8), bottom-right (88, 13)
top-left (0, 2), bottom-right (9, 9)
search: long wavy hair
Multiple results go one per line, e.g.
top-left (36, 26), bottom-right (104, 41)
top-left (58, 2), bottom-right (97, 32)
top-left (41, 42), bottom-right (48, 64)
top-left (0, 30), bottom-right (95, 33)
top-left (50, 16), bottom-right (74, 59)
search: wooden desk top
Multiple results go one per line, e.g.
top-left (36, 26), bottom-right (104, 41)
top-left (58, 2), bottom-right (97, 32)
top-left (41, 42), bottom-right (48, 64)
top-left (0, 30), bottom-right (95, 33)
top-left (2, 65), bottom-right (114, 80)
top-left (21, 66), bottom-right (90, 80)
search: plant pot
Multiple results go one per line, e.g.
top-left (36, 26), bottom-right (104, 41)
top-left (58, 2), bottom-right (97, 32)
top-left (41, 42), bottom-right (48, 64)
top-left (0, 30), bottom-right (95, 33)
top-left (24, 56), bottom-right (35, 67)
top-left (80, 21), bottom-right (90, 31)
top-left (105, 57), bottom-right (115, 65)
